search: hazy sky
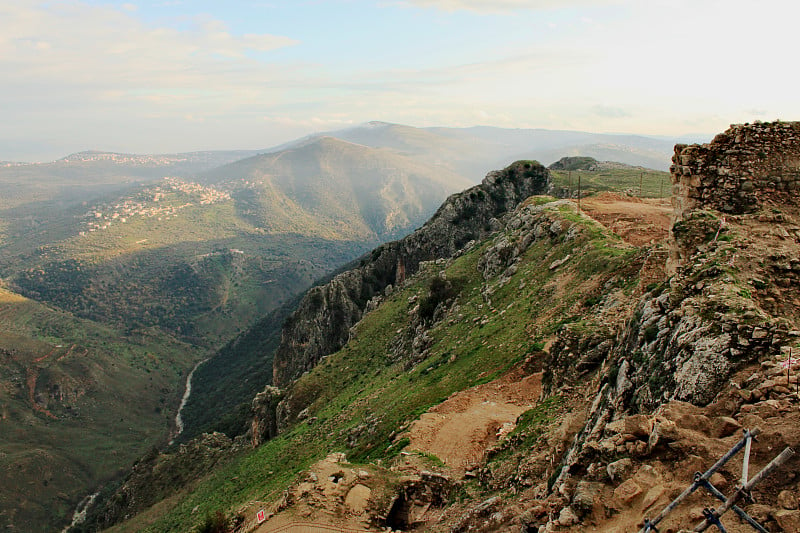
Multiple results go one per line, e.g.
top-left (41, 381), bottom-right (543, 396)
top-left (2, 0), bottom-right (797, 161)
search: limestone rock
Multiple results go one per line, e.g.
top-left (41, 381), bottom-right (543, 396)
top-left (613, 479), bottom-right (643, 504)
top-left (774, 509), bottom-right (800, 531)
top-left (571, 481), bottom-right (603, 515)
top-left (555, 506), bottom-right (579, 527)
top-left (607, 458), bottom-right (634, 484)
top-left (712, 416), bottom-right (741, 438)
top-left (778, 490), bottom-right (798, 510)
top-left (272, 161), bottom-right (552, 388)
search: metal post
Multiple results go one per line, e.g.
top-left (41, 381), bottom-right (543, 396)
top-left (640, 429), bottom-right (760, 533)
top-left (568, 171), bottom-right (572, 198)
top-left (697, 478), bottom-right (768, 533)
top-left (701, 508), bottom-right (728, 533)
top-left (741, 432), bottom-right (752, 486)
top-left (694, 447), bottom-right (796, 532)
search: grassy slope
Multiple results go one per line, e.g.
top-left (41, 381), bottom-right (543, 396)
top-left (550, 168), bottom-right (671, 198)
top-left (0, 287), bottom-right (201, 532)
top-left (106, 199), bottom-right (643, 532)
top-left (3, 184), bottom-right (368, 346)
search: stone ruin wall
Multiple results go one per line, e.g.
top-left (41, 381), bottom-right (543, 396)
top-left (666, 121), bottom-right (800, 272)
top-left (671, 120), bottom-right (800, 220)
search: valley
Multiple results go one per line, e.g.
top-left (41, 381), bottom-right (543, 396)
top-left (0, 286), bottom-right (201, 532)
top-left (0, 124), bottom-right (679, 532)
top-left (0, 127), bottom-right (482, 531)
top-left (67, 122), bottom-right (800, 533)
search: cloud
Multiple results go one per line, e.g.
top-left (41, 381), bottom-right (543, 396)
top-left (0, 1), bottom-right (306, 158)
top-left (591, 104), bottom-right (631, 118)
top-left (0, 1), bottom-right (297, 91)
top-left (400, 0), bottom-right (619, 13)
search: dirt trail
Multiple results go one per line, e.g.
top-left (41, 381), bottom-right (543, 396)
top-left (578, 193), bottom-right (672, 246)
top-left (406, 368), bottom-right (542, 475)
top-left (251, 453), bottom-right (379, 533)
top-left (26, 367), bottom-right (56, 419)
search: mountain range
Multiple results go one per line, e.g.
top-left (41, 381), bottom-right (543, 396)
top-left (0, 122), bottom-right (689, 531)
top-left (69, 121), bottom-right (800, 533)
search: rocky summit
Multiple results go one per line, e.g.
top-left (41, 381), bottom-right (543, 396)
top-left (76, 122), bottom-right (800, 533)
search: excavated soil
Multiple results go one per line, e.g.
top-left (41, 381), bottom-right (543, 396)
top-left (405, 367), bottom-right (542, 476)
top-left (251, 453), bottom-right (380, 533)
top-left (578, 193), bottom-right (672, 246)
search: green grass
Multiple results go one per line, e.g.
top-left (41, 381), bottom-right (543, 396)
top-left (551, 168), bottom-right (671, 198)
top-left (105, 200), bottom-right (643, 532)
top-left (0, 287), bottom-right (203, 532)
top-left (489, 395), bottom-right (563, 463)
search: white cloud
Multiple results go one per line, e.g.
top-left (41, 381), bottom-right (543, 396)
top-left (0, 1), bottom-right (297, 93)
top-left (3, 0), bottom-right (800, 161)
top-left (401, 0), bottom-right (620, 13)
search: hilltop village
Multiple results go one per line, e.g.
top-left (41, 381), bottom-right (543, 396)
top-left (80, 177), bottom-right (230, 234)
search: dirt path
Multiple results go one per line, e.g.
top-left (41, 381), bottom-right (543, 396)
top-left (169, 358), bottom-right (208, 444)
top-left (579, 193), bottom-right (672, 246)
top-left (406, 368), bottom-right (542, 475)
top-left (250, 453), bottom-right (379, 533)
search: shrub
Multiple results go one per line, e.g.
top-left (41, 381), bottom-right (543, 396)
top-left (196, 510), bottom-right (228, 533)
top-left (418, 276), bottom-right (465, 324)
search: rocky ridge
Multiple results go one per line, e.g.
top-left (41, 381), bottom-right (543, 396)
top-left (75, 122), bottom-right (800, 533)
top-left (271, 160), bottom-right (551, 388)
top-left (518, 121), bottom-right (800, 532)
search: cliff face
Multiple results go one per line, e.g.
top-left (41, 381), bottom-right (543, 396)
top-left (271, 160), bottom-right (551, 388)
top-left (537, 122), bottom-right (800, 526)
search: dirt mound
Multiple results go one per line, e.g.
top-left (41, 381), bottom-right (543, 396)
top-left (579, 193), bottom-right (672, 246)
top-left (251, 453), bottom-right (380, 532)
top-left (405, 367), bottom-right (542, 476)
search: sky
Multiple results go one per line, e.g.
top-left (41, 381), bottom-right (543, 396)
top-left (2, 0), bottom-right (798, 161)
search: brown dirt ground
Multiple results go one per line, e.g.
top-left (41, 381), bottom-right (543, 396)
top-left (250, 453), bottom-right (381, 533)
top-left (404, 367), bottom-right (542, 476)
top-left (578, 193), bottom-right (673, 246)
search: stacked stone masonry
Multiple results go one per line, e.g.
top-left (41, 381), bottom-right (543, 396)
top-left (671, 121), bottom-right (800, 218)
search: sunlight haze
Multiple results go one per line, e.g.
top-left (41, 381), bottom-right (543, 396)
top-left (2, 0), bottom-right (796, 161)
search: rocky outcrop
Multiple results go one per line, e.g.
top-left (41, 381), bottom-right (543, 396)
top-left (548, 156), bottom-right (600, 171)
top-left (248, 386), bottom-right (284, 447)
top-left (538, 122), bottom-right (800, 531)
top-left (547, 123), bottom-right (800, 409)
top-left (271, 160), bottom-right (551, 388)
top-left (78, 432), bottom-right (241, 531)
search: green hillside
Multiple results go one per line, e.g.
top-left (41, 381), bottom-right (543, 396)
top-left (201, 136), bottom-right (473, 240)
top-left (0, 140), bottom-right (476, 532)
top-left (0, 177), bottom-right (374, 345)
top-left (90, 197), bottom-right (644, 532)
top-left (550, 167), bottom-right (671, 198)
top-left (0, 286), bottom-right (202, 532)
top-left (2, 140), bottom-right (473, 346)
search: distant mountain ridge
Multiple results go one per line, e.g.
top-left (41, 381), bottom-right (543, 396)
top-left (269, 122), bottom-right (706, 177)
top-left (200, 136), bottom-right (472, 242)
